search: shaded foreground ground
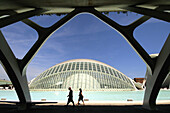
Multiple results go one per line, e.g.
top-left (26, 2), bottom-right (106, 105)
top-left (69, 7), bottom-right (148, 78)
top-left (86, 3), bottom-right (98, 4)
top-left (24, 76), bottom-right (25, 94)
top-left (0, 103), bottom-right (170, 113)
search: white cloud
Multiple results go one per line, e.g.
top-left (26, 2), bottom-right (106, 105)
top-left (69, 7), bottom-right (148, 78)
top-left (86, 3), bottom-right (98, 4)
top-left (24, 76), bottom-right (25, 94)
top-left (43, 39), bottom-right (66, 54)
top-left (51, 15), bottom-right (111, 38)
top-left (2, 29), bottom-right (37, 44)
top-left (1, 24), bottom-right (38, 59)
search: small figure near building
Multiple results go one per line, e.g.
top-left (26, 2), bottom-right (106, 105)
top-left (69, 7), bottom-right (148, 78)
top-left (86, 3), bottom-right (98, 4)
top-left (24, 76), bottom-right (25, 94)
top-left (77, 88), bottom-right (85, 105)
top-left (66, 87), bottom-right (75, 106)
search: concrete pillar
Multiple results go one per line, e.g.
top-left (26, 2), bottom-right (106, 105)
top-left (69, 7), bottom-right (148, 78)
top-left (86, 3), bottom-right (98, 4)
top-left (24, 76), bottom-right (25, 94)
top-left (0, 31), bottom-right (31, 110)
top-left (82, 8), bottom-right (169, 110)
top-left (0, 8), bottom-right (46, 110)
top-left (0, 8), bottom-right (79, 109)
top-left (143, 34), bottom-right (170, 110)
top-left (119, 5), bottom-right (170, 110)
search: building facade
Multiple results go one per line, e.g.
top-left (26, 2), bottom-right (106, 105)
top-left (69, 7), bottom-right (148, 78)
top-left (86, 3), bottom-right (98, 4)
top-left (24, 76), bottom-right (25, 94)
top-left (29, 59), bottom-right (136, 90)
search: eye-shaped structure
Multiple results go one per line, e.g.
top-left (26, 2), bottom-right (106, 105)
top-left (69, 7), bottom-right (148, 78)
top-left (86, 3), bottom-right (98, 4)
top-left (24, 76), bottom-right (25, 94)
top-left (29, 59), bottom-right (136, 91)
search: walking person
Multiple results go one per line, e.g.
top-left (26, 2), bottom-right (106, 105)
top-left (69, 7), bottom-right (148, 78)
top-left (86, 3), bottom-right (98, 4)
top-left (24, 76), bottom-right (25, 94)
top-left (77, 88), bottom-right (85, 105)
top-left (66, 87), bottom-right (75, 106)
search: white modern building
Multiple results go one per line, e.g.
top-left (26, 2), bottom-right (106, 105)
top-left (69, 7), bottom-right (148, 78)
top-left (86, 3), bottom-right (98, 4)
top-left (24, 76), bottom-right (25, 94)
top-left (29, 59), bottom-right (136, 90)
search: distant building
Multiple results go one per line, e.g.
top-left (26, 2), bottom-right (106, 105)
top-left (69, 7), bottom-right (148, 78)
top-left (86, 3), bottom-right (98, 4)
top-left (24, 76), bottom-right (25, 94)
top-left (0, 79), bottom-right (13, 89)
top-left (134, 78), bottom-right (146, 84)
top-left (29, 59), bottom-right (136, 91)
top-left (134, 76), bottom-right (170, 90)
top-left (133, 78), bottom-right (146, 90)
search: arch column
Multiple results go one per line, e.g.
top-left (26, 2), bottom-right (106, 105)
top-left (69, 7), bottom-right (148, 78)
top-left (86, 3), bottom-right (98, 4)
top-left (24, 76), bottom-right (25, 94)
top-left (120, 6), bottom-right (170, 110)
top-left (0, 8), bottom-right (46, 110)
top-left (143, 34), bottom-right (170, 110)
top-left (77, 7), bottom-right (169, 110)
top-left (0, 31), bottom-right (31, 109)
top-left (0, 8), bottom-right (80, 109)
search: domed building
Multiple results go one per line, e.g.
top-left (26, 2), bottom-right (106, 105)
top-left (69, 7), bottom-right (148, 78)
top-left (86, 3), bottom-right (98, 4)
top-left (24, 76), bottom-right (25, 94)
top-left (29, 59), bottom-right (136, 91)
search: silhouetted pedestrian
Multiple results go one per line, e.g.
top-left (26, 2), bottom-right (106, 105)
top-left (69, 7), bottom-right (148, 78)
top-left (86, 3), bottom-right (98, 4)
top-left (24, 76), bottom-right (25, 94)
top-left (77, 88), bottom-right (85, 105)
top-left (66, 87), bottom-right (75, 106)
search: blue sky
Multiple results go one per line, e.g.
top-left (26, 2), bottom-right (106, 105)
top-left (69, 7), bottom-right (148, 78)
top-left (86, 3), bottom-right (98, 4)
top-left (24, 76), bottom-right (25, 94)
top-left (0, 12), bottom-right (169, 81)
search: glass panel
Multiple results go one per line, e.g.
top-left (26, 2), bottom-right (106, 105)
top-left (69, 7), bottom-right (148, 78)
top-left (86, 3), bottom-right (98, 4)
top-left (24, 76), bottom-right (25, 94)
top-left (46, 68), bottom-right (53, 76)
top-left (85, 62), bottom-right (88, 70)
top-left (120, 74), bottom-right (126, 81)
top-left (89, 62), bottom-right (92, 70)
top-left (101, 65), bottom-right (105, 73)
top-left (43, 70), bottom-right (49, 77)
top-left (59, 64), bottom-right (64, 72)
top-left (115, 72), bottom-right (120, 79)
top-left (93, 63), bottom-right (96, 71)
top-left (97, 64), bottom-right (101, 72)
top-left (67, 63), bottom-right (72, 71)
top-left (76, 62), bottom-right (79, 70)
top-left (63, 63), bottom-right (68, 71)
top-left (80, 62), bottom-right (84, 70)
top-left (55, 65), bottom-right (60, 73)
top-left (71, 62), bottom-right (76, 70)
top-left (105, 66), bottom-right (109, 74)
top-left (124, 76), bottom-right (129, 83)
top-left (108, 68), bottom-right (113, 75)
top-left (51, 67), bottom-right (56, 74)
top-left (112, 69), bottom-right (117, 77)
top-left (116, 72), bottom-right (122, 80)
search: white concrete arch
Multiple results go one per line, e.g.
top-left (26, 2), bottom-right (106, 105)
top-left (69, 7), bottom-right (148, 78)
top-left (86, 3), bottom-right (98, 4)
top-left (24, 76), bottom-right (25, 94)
top-left (0, 4), bottom-right (169, 110)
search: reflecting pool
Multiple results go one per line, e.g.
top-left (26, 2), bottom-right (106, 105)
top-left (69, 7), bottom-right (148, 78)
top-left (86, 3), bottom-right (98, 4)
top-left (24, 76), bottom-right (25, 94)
top-left (0, 90), bottom-right (170, 102)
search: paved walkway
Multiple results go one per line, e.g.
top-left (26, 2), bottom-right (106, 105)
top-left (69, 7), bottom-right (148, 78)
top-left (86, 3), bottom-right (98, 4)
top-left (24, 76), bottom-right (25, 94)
top-left (0, 103), bottom-right (170, 113)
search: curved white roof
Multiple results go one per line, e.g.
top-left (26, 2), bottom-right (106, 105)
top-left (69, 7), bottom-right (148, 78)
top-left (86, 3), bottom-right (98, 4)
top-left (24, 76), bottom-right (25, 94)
top-left (49, 59), bottom-right (122, 74)
top-left (30, 59), bottom-right (136, 90)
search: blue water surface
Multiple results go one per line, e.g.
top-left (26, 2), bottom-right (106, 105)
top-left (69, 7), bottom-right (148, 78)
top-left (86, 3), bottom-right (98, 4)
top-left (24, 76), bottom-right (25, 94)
top-left (0, 90), bottom-right (170, 101)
